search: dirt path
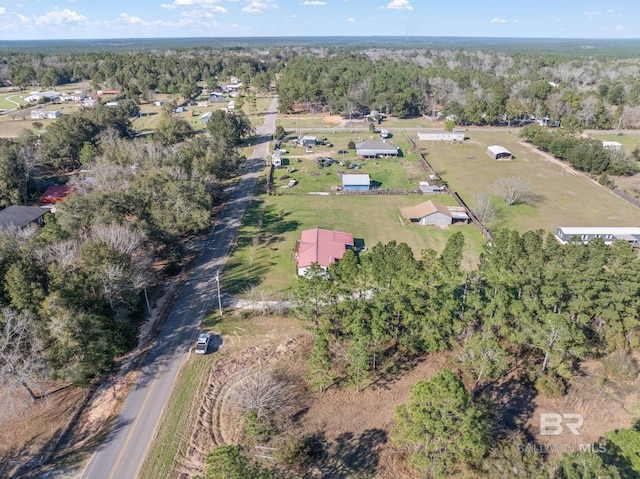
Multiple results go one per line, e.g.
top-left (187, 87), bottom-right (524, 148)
top-left (519, 139), bottom-right (605, 189)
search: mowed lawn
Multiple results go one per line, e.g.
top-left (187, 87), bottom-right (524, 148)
top-left (421, 130), bottom-right (640, 233)
top-left (223, 192), bottom-right (486, 296)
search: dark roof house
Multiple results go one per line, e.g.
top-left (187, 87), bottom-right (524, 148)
top-left (0, 205), bottom-right (49, 230)
top-left (356, 140), bottom-right (398, 158)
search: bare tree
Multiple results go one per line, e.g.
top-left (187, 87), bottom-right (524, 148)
top-left (470, 192), bottom-right (499, 225)
top-left (577, 96), bottom-right (599, 126)
top-left (230, 368), bottom-right (298, 425)
top-left (90, 223), bottom-right (144, 256)
top-left (0, 308), bottom-right (47, 418)
top-left (493, 177), bottom-right (535, 206)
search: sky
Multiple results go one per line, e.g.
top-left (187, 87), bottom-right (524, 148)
top-left (0, 0), bottom-right (637, 41)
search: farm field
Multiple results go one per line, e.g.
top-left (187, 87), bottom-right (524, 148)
top-left (222, 191), bottom-right (486, 296)
top-left (0, 113), bottom-right (35, 137)
top-left (420, 130), bottom-right (640, 233)
top-left (589, 130), bottom-right (640, 152)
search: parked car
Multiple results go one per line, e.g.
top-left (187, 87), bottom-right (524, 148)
top-left (195, 332), bottom-right (211, 354)
top-left (338, 149), bottom-right (348, 154)
top-left (325, 142), bottom-right (333, 147)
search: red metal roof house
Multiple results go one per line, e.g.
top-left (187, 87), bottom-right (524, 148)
top-left (40, 184), bottom-right (75, 204)
top-left (296, 228), bottom-right (354, 276)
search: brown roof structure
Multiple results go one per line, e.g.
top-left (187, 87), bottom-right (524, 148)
top-left (400, 200), bottom-right (452, 220)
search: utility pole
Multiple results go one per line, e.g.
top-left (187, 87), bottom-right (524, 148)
top-left (215, 269), bottom-right (223, 318)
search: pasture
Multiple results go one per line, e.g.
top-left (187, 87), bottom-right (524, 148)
top-left (420, 130), bottom-right (640, 232)
top-left (222, 191), bottom-right (486, 296)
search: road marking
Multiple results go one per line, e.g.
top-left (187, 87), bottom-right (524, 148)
top-left (107, 365), bottom-right (164, 479)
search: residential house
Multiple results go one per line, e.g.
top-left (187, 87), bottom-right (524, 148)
top-left (297, 135), bottom-right (317, 147)
top-left (555, 227), bottom-right (640, 247)
top-left (0, 205), bottom-right (49, 230)
top-left (200, 111), bottom-right (213, 123)
top-left (602, 141), bottom-right (622, 149)
top-left (400, 200), bottom-right (469, 226)
top-left (40, 184), bottom-right (75, 204)
top-left (418, 131), bottom-right (465, 142)
top-left (296, 228), bottom-right (355, 276)
top-left (356, 139), bottom-right (398, 158)
top-left (24, 90), bottom-right (61, 103)
top-left (209, 93), bottom-right (226, 103)
top-left (30, 110), bottom-right (61, 120)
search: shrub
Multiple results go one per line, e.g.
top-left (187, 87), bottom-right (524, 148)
top-left (534, 372), bottom-right (567, 397)
top-left (601, 350), bottom-right (638, 381)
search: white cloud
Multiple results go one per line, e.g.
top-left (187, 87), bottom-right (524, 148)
top-left (119, 13), bottom-right (150, 25)
top-left (176, 0), bottom-right (226, 5)
top-left (163, 0), bottom-right (232, 8)
top-left (243, 0), bottom-right (279, 13)
top-left (386, 0), bottom-right (412, 10)
top-left (607, 9), bottom-right (614, 13)
top-left (347, 17), bottom-right (355, 22)
top-left (0, 7), bottom-right (6, 15)
top-left (181, 10), bottom-right (214, 18)
top-left (489, 17), bottom-right (507, 23)
top-left (301, 1), bottom-right (326, 5)
top-left (614, 24), bottom-right (624, 31)
top-left (35, 8), bottom-right (86, 25)
top-left (583, 10), bottom-right (601, 16)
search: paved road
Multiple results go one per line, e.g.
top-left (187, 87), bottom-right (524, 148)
top-left (80, 97), bottom-right (278, 479)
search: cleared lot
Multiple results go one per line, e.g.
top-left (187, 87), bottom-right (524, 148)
top-left (420, 130), bottom-right (640, 233)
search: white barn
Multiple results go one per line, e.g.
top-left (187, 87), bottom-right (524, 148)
top-left (487, 145), bottom-right (512, 160)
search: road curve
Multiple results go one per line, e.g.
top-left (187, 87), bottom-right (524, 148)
top-left (80, 97), bottom-right (278, 479)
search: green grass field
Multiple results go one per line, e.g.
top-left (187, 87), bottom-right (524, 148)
top-left (590, 131), bottom-right (640, 152)
top-left (270, 130), bottom-right (429, 192)
top-left (222, 191), bottom-right (486, 296)
top-left (421, 130), bottom-right (640, 233)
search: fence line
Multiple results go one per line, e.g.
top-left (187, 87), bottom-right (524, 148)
top-left (406, 132), bottom-right (493, 242)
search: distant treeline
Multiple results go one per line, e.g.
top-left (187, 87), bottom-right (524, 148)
top-left (4, 41), bottom-right (640, 130)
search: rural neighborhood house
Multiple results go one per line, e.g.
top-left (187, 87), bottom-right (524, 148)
top-left (400, 200), bottom-right (469, 226)
top-left (355, 139), bottom-right (399, 158)
top-left (0, 205), bottom-right (49, 230)
top-left (296, 227), bottom-right (355, 276)
top-left (555, 227), bottom-right (640, 247)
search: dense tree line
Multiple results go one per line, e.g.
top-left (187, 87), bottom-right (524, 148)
top-left (276, 48), bottom-right (640, 128)
top-left (0, 105), bottom-right (248, 410)
top-left (520, 123), bottom-right (639, 176)
top-left (1, 48), bottom-right (282, 98)
top-left (5, 45), bottom-right (640, 128)
top-left (294, 231), bottom-right (640, 476)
